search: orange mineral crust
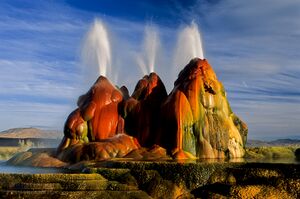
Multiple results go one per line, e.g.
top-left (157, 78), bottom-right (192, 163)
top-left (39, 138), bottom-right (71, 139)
top-left (58, 134), bottom-right (140, 163)
top-left (57, 58), bottom-right (247, 161)
top-left (79, 76), bottom-right (124, 140)
top-left (57, 76), bottom-right (125, 153)
top-left (159, 58), bottom-right (247, 158)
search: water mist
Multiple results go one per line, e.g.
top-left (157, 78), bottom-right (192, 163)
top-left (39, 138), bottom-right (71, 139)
top-left (136, 25), bottom-right (160, 75)
top-left (80, 19), bottom-right (205, 93)
top-left (81, 19), bottom-right (112, 86)
top-left (173, 22), bottom-right (204, 78)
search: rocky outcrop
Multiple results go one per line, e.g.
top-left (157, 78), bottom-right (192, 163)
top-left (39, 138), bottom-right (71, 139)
top-left (57, 135), bottom-right (170, 164)
top-left (57, 58), bottom-right (247, 161)
top-left (5, 144), bottom-right (300, 198)
top-left (159, 58), bottom-right (247, 158)
top-left (58, 134), bottom-right (140, 163)
top-left (121, 72), bottom-right (167, 147)
top-left (0, 173), bottom-right (151, 199)
top-left (7, 148), bottom-right (67, 167)
top-left (57, 76), bottom-right (125, 153)
top-left (2, 161), bottom-right (299, 199)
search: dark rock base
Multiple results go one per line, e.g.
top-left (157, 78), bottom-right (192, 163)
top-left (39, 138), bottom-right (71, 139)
top-left (1, 161), bottom-right (299, 198)
top-left (0, 173), bottom-right (150, 199)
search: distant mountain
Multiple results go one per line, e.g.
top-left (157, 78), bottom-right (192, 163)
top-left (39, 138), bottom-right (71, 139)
top-left (0, 128), bottom-right (62, 139)
top-left (247, 138), bottom-right (300, 147)
top-left (269, 139), bottom-right (300, 146)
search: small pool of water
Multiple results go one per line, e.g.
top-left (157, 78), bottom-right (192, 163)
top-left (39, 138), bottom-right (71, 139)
top-left (243, 158), bottom-right (300, 164)
top-left (0, 161), bottom-right (68, 174)
top-left (90, 157), bottom-right (300, 166)
top-left (0, 157), bottom-right (299, 174)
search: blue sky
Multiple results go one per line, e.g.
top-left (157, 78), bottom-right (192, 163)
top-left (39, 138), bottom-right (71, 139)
top-left (0, 0), bottom-right (299, 140)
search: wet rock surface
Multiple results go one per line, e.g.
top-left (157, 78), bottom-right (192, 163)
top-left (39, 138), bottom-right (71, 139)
top-left (57, 134), bottom-right (141, 163)
top-left (7, 148), bottom-right (67, 168)
top-left (57, 76), bottom-right (125, 153)
top-left (0, 173), bottom-right (150, 199)
top-left (8, 145), bottom-right (171, 168)
top-left (1, 160), bottom-right (299, 198)
top-left (57, 58), bottom-right (247, 162)
top-left (159, 58), bottom-right (247, 159)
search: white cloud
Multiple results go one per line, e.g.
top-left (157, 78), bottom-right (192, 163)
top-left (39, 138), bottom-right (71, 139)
top-left (0, 0), bottom-right (299, 139)
top-left (0, 59), bottom-right (81, 100)
top-left (0, 100), bottom-right (74, 132)
top-left (231, 100), bottom-right (300, 139)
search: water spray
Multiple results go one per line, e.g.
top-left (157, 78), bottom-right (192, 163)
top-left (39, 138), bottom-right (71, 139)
top-left (81, 19), bottom-right (112, 85)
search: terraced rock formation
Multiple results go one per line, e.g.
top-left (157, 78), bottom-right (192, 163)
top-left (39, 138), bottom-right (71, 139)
top-left (1, 161), bottom-right (299, 198)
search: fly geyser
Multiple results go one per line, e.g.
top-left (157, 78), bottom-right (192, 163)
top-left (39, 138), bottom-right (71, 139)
top-left (159, 58), bottom-right (247, 159)
top-left (56, 20), bottom-right (247, 162)
top-left (57, 58), bottom-right (247, 162)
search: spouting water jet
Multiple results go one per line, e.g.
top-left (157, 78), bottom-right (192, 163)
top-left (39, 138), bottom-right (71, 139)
top-left (173, 22), bottom-right (204, 79)
top-left (136, 25), bottom-right (160, 75)
top-left (81, 19), bottom-right (112, 85)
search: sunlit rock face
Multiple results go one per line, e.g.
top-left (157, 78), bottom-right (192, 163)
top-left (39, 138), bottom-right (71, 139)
top-left (159, 58), bottom-right (247, 159)
top-left (121, 72), bottom-right (168, 147)
top-left (58, 134), bottom-right (140, 163)
top-left (57, 109), bottom-right (88, 153)
top-left (57, 76), bottom-right (124, 153)
top-left (57, 58), bottom-right (247, 161)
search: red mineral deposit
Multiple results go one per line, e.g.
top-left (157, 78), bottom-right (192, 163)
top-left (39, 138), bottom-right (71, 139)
top-left (57, 76), bottom-right (125, 153)
top-left (121, 72), bottom-right (167, 147)
top-left (159, 58), bottom-right (247, 159)
top-left (57, 58), bottom-right (247, 161)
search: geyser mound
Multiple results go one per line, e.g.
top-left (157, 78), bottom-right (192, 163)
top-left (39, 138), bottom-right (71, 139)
top-left (57, 58), bottom-right (247, 161)
top-left (57, 76), bottom-right (124, 153)
top-left (159, 58), bottom-right (247, 159)
top-left (121, 72), bottom-right (168, 147)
